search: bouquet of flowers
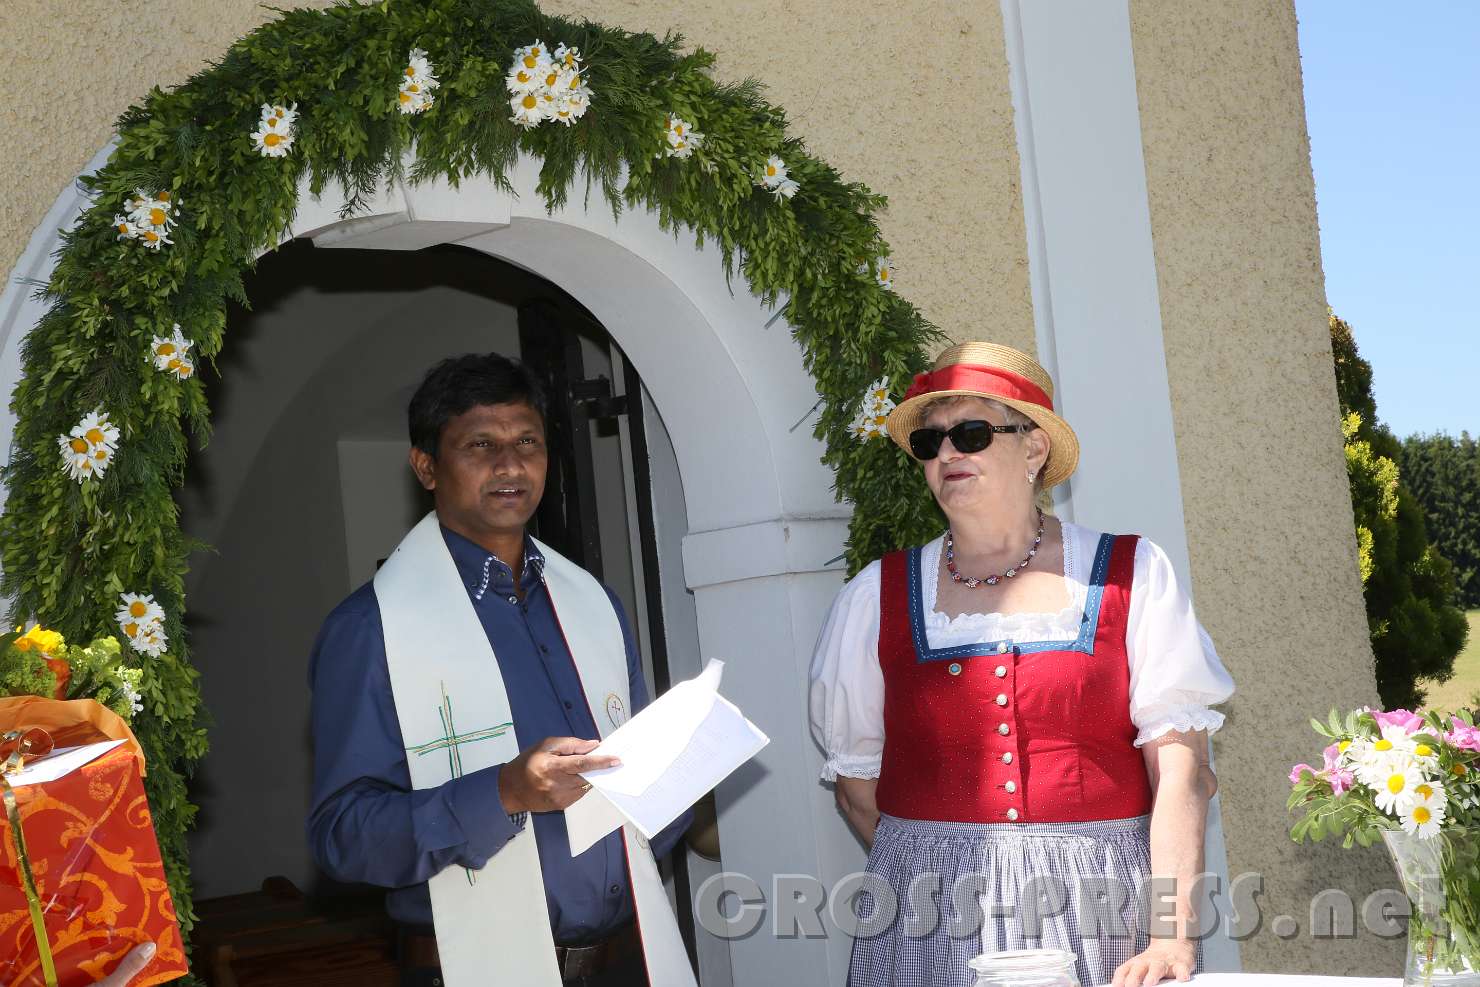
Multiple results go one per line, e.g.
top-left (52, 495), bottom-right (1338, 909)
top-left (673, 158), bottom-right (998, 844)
top-left (1289, 707), bottom-right (1480, 980)
top-left (0, 625), bottom-right (143, 721)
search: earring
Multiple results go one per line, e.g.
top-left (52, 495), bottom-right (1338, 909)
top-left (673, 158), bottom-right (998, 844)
top-left (1026, 470), bottom-right (1037, 484)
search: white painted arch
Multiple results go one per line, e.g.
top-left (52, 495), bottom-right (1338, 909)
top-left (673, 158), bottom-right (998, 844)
top-left (0, 143), bottom-right (860, 985)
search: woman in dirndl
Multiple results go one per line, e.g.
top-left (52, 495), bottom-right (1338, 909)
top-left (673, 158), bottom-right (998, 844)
top-left (808, 342), bottom-right (1234, 987)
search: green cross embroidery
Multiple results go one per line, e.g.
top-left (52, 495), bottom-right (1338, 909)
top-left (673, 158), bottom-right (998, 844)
top-left (407, 683), bottom-right (514, 885)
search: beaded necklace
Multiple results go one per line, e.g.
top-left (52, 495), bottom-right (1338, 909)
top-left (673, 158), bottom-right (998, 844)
top-left (944, 507), bottom-right (1045, 588)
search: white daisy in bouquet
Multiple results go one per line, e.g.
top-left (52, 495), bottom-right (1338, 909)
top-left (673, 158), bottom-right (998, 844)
top-left (151, 323), bottom-right (195, 380)
top-left (1289, 705), bottom-right (1480, 972)
top-left (849, 375), bottom-right (895, 443)
top-left (398, 47), bottom-right (440, 114)
top-left (251, 102), bottom-right (298, 157)
top-left (506, 39), bottom-right (590, 129)
top-left (57, 408), bottom-right (120, 482)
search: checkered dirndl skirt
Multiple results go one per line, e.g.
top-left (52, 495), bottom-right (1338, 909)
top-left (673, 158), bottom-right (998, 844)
top-left (847, 813), bottom-right (1171, 987)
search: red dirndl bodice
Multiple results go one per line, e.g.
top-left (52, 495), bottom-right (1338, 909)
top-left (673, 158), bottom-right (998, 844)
top-left (873, 533), bottom-right (1153, 824)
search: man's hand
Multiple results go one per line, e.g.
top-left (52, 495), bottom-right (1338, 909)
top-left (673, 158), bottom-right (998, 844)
top-left (98, 942), bottom-right (157, 987)
top-left (498, 737), bottom-right (621, 813)
top-left (1111, 938), bottom-right (1195, 987)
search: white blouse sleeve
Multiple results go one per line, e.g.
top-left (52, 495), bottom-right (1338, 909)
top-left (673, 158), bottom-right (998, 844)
top-left (1127, 537), bottom-right (1235, 746)
top-left (808, 560), bottom-right (886, 781)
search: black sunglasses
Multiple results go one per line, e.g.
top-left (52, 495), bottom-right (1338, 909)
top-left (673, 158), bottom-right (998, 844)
top-left (908, 419), bottom-right (1035, 461)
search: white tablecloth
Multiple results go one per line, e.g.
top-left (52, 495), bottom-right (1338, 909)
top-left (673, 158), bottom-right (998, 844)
top-left (1183, 975), bottom-right (1399, 986)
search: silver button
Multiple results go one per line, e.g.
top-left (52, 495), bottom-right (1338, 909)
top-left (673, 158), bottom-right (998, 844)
top-left (1006, 808), bottom-right (1019, 821)
top-left (1002, 752), bottom-right (1013, 764)
top-left (997, 642), bottom-right (1010, 653)
top-left (947, 662), bottom-right (962, 676)
top-left (995, 665), bottom-right (1007, 677)
top-left (1005, 781), bottom-right (1017, 793)
top-left (998, 723), bottom-right (1010, 736)
top-left (995, 694), bottom-right (1008, 706)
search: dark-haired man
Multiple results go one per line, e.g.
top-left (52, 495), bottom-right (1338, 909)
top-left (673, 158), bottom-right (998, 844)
top-left (307, 353), bottom-right (694, 987)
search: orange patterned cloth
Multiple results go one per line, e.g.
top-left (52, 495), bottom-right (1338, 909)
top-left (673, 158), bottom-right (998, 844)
top-left (1, 704), bottom-right (188, 985)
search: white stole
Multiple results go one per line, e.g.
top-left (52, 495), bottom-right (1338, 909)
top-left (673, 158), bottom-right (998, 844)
top-left (375, 513), bottom-right (695, 987)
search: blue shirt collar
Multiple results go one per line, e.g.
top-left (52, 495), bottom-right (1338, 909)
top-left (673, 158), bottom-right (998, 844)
top-left (439, 524), bottom-right (545, 599)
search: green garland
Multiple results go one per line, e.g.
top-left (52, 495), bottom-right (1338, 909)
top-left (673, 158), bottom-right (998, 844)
top-left (0, 0), bottom-right (942, 956)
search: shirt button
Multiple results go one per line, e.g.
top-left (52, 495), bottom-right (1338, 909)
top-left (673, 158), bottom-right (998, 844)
top-left (609, 884), bottom-right (620, 895)
top-left (947, 662), bottom-right (962, 676)
top-left (540, 645), bottom-right (550, 654)
top-left (1006, 808), bottom-right (1019, 821)
top-left (997, 642), bottom-right (1010, 653)
top-left (1002, 752), bottom-right (1013, 764)
top-left (995, 694), bottom-right (1008, 706)
top-left (507, 596), bottom-right (518, 605)
top-left (564, 701), bottom-right (574, 710)
top-left (1005, 781), bottom-right (1017, 793)
top-left (998, 723), bottom-right (1010, 736)
top-left (995, 665), bottom-right (1007, 678)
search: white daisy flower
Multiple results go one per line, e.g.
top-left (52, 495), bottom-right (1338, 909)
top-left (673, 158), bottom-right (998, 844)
top-left (125, 189), bottom-right (176, 230)
top-left (553, 43), bottom-right (581, 68)
top-left (59, 433), bottom-right (96, 481)
top-left (116, 592), bottom-right (166, 638)
top-left (514, 41), bottom-right (551, 70)
top-left (509, 91), bottom-right (546, 128)
top-left (850, 411), bottom-right (880, 441)
top-left (398, 48), bottom-right (440, 114)
top-left (405, 47), bottom-right (435, 84)
top-left (664, 114), bottom-right (703, 159)
top-left (251, 120), bottom-right (294, 157)
top-left (774, 178), bottom-right (800, 199)
top-left (262, 102), bottom-right (298, 130)
top-left (866, 376), bottom-right (895, 409)
top-left (63, 407), bottom-right (120, 481)
top-left (113, 215), bottom-right (139, 240)
top-left (867, 256), bottom-right (895, 290)
top-left (1401, 791), bottom-right (1447, 838)
top-left (138, 227), bottom-right (172, 249)
top-left (131, 623), bottom-right (168, 659)
top-left (151, 324), bottom-right (193, 371)
top-left (760, 155), bottom-right (789, 189)
top-left (506, 64), bottom-right (544, 95)
top-left (1373, 762), bottom-right (1425, 815)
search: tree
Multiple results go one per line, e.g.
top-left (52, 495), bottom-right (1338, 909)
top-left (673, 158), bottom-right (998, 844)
top-left (1400, 432), bottom-right (1480, 608)
top-left (1330, 312), bottom-right (1469, 709)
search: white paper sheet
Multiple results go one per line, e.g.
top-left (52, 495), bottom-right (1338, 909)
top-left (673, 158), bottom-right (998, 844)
top-left (566, 660), bottom-right (768, 856)
top-left (2, 739), bottom-right (126, 788)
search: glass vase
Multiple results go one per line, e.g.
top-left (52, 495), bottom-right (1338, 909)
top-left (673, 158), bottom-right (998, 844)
top-left (968, 948), bottom-right (1081, 987)
top-left (1382, 829), bottom-right (1480, 987)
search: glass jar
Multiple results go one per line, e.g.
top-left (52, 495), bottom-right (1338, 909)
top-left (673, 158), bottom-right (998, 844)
top-left (1381, 829), bottom-right (1480, 987)
top-left (968, 948), bottom-right (1081, 987)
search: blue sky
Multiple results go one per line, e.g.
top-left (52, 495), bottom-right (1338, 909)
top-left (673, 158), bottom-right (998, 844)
top-left (1295, 2), bottom-right (1479, 439)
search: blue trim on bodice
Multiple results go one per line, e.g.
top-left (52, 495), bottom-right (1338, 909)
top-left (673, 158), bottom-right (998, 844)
top-left (907, 532), bottom-right (1116, 663)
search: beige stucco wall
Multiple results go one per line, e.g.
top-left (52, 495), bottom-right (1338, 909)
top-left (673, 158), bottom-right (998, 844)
top-left (0, 0), bottom-right (1034, 345)
top-left (4, 0), bottom-right (1385, 977)
top-left (1130, 0), bottom-right (1397, 976)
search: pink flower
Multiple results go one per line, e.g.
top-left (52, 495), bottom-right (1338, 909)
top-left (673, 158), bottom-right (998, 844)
top-left (1373, 709), bottom-right (1425, 735)
top-left (1319, 743), bottom-right (1356, 795)
top-left (1290, 763), bottom-right (1317, 785)
top-left (1444, 716), bottom-right (1480, 752)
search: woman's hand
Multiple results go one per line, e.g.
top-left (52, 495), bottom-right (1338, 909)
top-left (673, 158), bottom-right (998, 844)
top-left (97, 942), bottom-right (157, 987)
top-left (1112, 938), bottom-right (1196, 986)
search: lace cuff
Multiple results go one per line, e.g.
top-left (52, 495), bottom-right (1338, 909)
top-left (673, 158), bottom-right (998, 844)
top-left (1134, 705), bottom-right (1226, 747)
top-left (821, 753), bottom-right (882, 782)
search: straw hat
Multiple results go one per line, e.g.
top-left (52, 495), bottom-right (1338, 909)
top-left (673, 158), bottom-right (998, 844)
top-left (885, 341), bottom-right (1080, 488)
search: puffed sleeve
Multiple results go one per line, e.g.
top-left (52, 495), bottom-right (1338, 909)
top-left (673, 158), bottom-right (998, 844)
top-left (1127, 537), bottom-right (1235, 746)
top-left (808, 560), bottom-right (886, 781)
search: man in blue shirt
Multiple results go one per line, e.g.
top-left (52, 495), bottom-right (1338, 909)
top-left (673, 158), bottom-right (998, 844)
top-left (307, 352), bottom-right (691, 986)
